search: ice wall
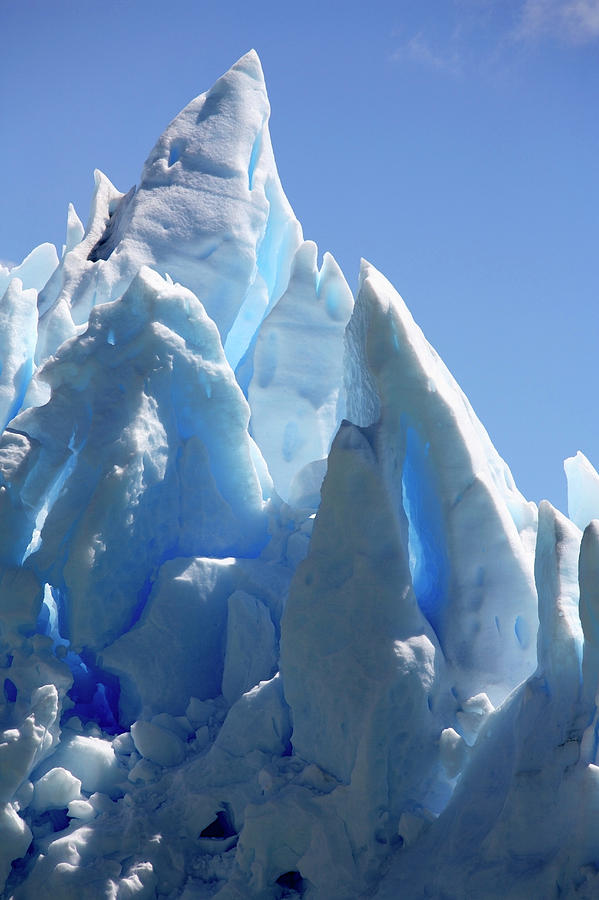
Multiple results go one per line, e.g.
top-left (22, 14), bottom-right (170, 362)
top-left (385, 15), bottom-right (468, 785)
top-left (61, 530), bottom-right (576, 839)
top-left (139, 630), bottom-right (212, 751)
top-left (1, 50), bottom-right (599, 900)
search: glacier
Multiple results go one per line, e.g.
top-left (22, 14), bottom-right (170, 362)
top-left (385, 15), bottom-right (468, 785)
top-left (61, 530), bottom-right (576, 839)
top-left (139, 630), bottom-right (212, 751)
top-left (0, 49), bottom-right (598, 899)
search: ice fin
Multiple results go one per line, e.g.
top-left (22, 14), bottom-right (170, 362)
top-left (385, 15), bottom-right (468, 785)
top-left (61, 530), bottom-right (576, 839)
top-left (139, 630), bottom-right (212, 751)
top-left (0, 242), bottom-right (58, 298)
top-left (565, 451), bottom-right (599, 531)
top-left (65, 203), bottom-right (85, 253)
top-left (345, 261), bottom-right (538, 704)
top-left (281, 420), bottom-right (449, 823)
top-left (0, 278), bottom-right (38, 429)
top-left (534, 501), bottom-right (583, 706)
top-left (248, 241), bottom-right (353, 501)
top-left (579, 521), bottom-right (599, 761)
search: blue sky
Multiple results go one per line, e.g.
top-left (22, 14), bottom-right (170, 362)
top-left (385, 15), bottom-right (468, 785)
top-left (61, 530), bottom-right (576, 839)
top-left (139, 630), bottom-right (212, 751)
top-left (1, 0), bottom-right (597, 512)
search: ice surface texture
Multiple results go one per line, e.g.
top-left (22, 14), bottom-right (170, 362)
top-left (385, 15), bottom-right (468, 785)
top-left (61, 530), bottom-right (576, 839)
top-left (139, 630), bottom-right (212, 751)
top-left (1, 50), bottom-right (598, 899)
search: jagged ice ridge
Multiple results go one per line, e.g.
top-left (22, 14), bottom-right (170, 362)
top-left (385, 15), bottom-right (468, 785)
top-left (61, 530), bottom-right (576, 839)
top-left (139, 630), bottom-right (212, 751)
top-left (1, 51), bottom-right (599, 899)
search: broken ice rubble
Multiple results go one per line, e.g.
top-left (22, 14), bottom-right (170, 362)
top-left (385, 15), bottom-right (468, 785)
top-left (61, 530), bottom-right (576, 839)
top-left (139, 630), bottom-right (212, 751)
top-left (1, 50), bottom-right (599, 899)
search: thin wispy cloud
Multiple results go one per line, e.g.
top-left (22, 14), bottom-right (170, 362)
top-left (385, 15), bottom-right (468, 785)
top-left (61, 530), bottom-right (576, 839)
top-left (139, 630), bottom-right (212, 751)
top-left (390, 0), bottom-right (599, 78)
top-left (391, 32), bottom-right (461, 74)
top-left (515, 0), bottom-right (599, 44)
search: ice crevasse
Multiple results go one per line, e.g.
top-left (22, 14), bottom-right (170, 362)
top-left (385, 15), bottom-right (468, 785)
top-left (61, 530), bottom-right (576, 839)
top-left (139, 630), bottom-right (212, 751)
top-left (0, 50), bottom-right (598, 899)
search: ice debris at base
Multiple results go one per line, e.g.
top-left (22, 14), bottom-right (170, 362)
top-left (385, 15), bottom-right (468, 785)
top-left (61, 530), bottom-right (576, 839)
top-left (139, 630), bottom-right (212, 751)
top-left (1, 50), bottom-right (599, 900)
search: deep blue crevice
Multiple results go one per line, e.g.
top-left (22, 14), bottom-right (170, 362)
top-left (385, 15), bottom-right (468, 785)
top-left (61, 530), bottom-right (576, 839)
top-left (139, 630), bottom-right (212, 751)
top-left (401, 419), bottom-right (449, 641)
top-left (126, 572), bottom-right (156, 632)
top-left (168, 140), bottom-right (184, 167)
top-left (234, 329), bottom-right (259, 400)
top-left (62, 648), bottom-right (120, 733)
top-left (4, 357), bottom-right (34, 430)
top-left (36, 585), bottom-right (69, 650)
top-left (224, 177), bottom-right (289, 373)
top-left (22, 429), bottom-right (88, 564)
top-left (589, 714), bottom-right (599, 764)
top-left (200, 807), bottom-right (237, 839)
top-left (87, 185), bottom-right (136, 263)
top-left (4, 677), bottom-right (17, 703)
top-left (30, 808), bottom-right (70, 834)
top-left (276, 870), bottom-right (308, 895)
top-left (35, 584), bottom-right (121, 733)
top-left (248, 126), bottom-right (263, 190)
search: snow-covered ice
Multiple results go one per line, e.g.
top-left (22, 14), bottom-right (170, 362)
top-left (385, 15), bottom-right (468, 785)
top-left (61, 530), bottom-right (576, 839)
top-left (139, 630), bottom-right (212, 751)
top-left (1, 49), bottom-right (599, 899)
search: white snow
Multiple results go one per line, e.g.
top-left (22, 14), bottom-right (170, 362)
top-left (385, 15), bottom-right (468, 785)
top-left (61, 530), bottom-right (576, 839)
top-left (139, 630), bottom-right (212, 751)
top-left (130, 720), bottom-right (185, 768)
top-left (32, 766), bottom-right (82, 812)
top-left (33, 734), bottom-right (123, 797)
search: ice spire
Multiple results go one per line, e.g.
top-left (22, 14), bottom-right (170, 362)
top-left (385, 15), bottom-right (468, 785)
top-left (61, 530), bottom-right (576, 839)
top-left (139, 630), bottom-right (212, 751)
top-left (36, 51), bottom-right (302, 370)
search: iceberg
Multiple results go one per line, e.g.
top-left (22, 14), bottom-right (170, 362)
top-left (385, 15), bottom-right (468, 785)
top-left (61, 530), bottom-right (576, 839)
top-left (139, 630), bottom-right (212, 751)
top-left (0, 50), bottom-right (598, 898)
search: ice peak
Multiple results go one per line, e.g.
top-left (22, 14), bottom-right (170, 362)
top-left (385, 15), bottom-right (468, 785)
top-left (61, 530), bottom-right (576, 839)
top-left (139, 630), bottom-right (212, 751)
top-left (35, 53), bottom-right (302, 369)
top-left (564, 450), bottom-right (599, 530)
top-left (226, 48), bottom-right (265, 83)
top-left (358, 256), bottom-right (374, 288)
